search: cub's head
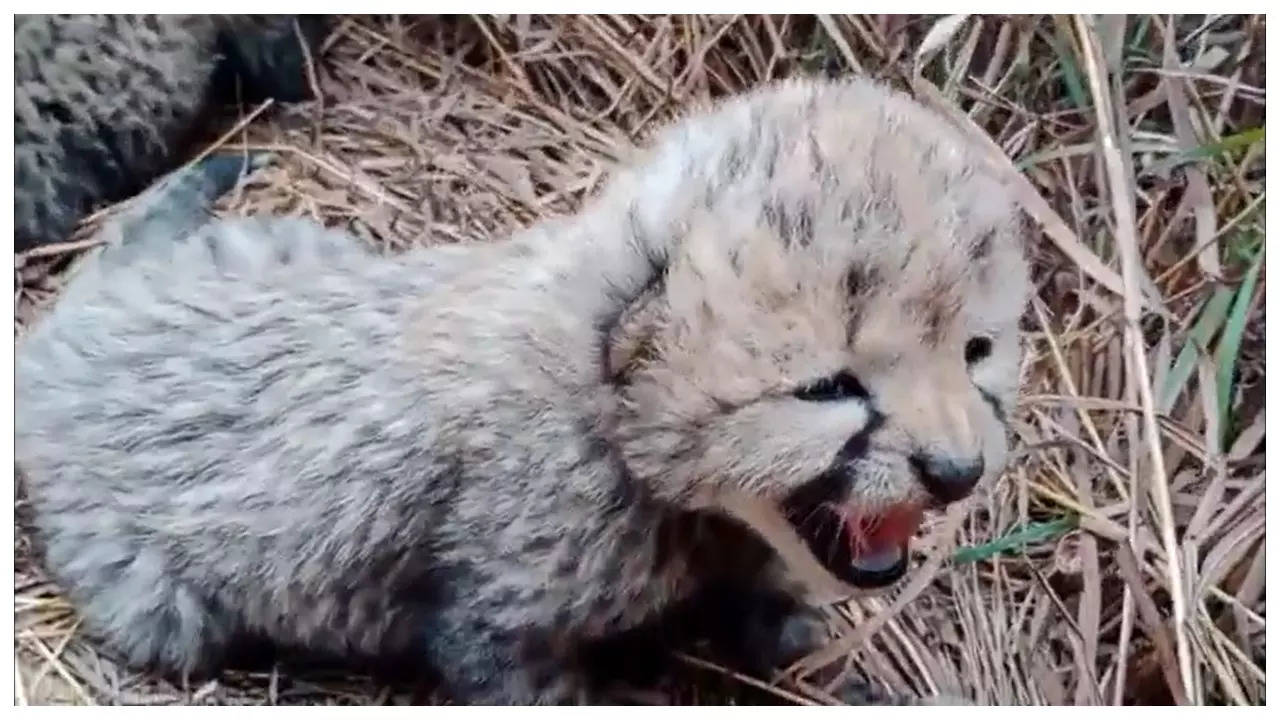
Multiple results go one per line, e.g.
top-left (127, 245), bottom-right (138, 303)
top-left (604, 79), bottom-right (1029, 589)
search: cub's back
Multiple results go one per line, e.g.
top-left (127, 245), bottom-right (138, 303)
top-left (15, 217), bottom-right (462, 598)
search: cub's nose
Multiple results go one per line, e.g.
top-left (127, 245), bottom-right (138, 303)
top-left (911, 453), bottom-right (984, 504)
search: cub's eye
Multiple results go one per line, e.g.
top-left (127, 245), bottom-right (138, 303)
top-left (794, 371), bottom-right (869, 402)
top-left (965, 336), bottom-right (993, 365)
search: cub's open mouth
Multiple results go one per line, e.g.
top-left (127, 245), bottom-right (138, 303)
top-left (785, 501), bottom-right (924, 589)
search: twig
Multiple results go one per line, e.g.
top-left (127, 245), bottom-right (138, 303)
top-left (816, 15), bottom-right (865, 75)
top-left (1074, 14), bottom-right (1194, 702)
top-left (1114, 545), bottom-right (1190, 704)
top-left (20, 632), bottom-right (96, 705)
top-left (15, 237), bottom-right (107, 263)
top-left (292, 17), bottom-right (325, 148)
top-left (672, 652), bottom-right (820, 706)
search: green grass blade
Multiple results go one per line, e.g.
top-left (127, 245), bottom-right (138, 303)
top-left (1146, 127), bottom-right (1267, 178)
top-left (952, 516), bottom-right (1079, 565)
top-left (1215, 248), bottom-right (1264, 443)
top-left (1159, 287), bottom-right (1234, 412)
top-left (1125, 16), bottom-right (1151, 55)
top-left (1226, 227), bottom-right (1266, 267)
top-left (1051, 19), bottom-right (1090, 110)
top-left (1184, 127), bottom-right (1266, 162)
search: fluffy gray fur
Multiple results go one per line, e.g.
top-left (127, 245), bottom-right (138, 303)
top-left (15, 78), bottom-right (1030, 704)
top-left (13, 14), bottom-right (323, 252)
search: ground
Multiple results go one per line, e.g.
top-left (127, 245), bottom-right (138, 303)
top-left (12, 14), bottom-right (1266, 705)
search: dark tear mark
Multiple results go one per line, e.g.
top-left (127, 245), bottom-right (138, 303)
top-left (782, 411), bottom-right (885, 517)
top-left (978, 387), bottom-right (1007, 426)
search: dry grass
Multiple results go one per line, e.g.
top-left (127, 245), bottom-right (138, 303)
top-left (12, 14), bottom-right (1266, 705)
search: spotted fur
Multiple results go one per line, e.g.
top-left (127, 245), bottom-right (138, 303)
top-left (14, 78), bottom-right (1029, 704)
top-left (13, 14), bottom-right (324, 252)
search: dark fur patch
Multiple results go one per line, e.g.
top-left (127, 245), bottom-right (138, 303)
top-left (212, 16), bottom-right (324, 103)
top-left (596, 248), bottom-right (668, 385)
top-left (760, 134), bottom-right (780, 180)
top-left (624, 201), bottom-right (644, 246)
top-left (578, 571), bottom-right (802, 698)
top-left (897, 241), bottom-right (918, 273)
top-left (760, 199), bottom-right (815, 248)
top-left (805, 128), bottom-right (837, 194)
top-left (844, 264), bottom-right (882, 297)
top-left (907, 284), bottom-right (961, 347)
top-left (727, 248), bottom-right (743, 275)
top-left (843, 264), bottom-right (883, 344)
top-left (864, 163), bottom-right (904, 234)
top-left (718, 138), bottom-right (747, 185)
top-left (920, 141), bottom-right (939, 166)
top-left (969, 228), bottom-right (995, 262)
top-left (584, 428), bottom-right (646, 515)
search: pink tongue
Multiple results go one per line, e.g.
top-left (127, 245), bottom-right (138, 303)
top-left (843, 503), bottom-right (923, 575)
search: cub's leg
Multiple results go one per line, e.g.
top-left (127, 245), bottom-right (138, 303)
top-left (724, 591), bottom-right (957, 705)
top-left (35, 524), bottom-right (240, 680)
top-left (672, 584), bottom-right (901, 705)
top-left (423, 611), bottom-right (590, 704)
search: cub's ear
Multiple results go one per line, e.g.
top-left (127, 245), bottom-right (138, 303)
top-left (606, 277), bottom-right (667, 385)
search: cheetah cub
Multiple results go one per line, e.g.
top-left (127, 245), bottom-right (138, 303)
top-left (13, 14), bottom-right (325, 251)
top-left (14, 78), bottom-right (1030, 704)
